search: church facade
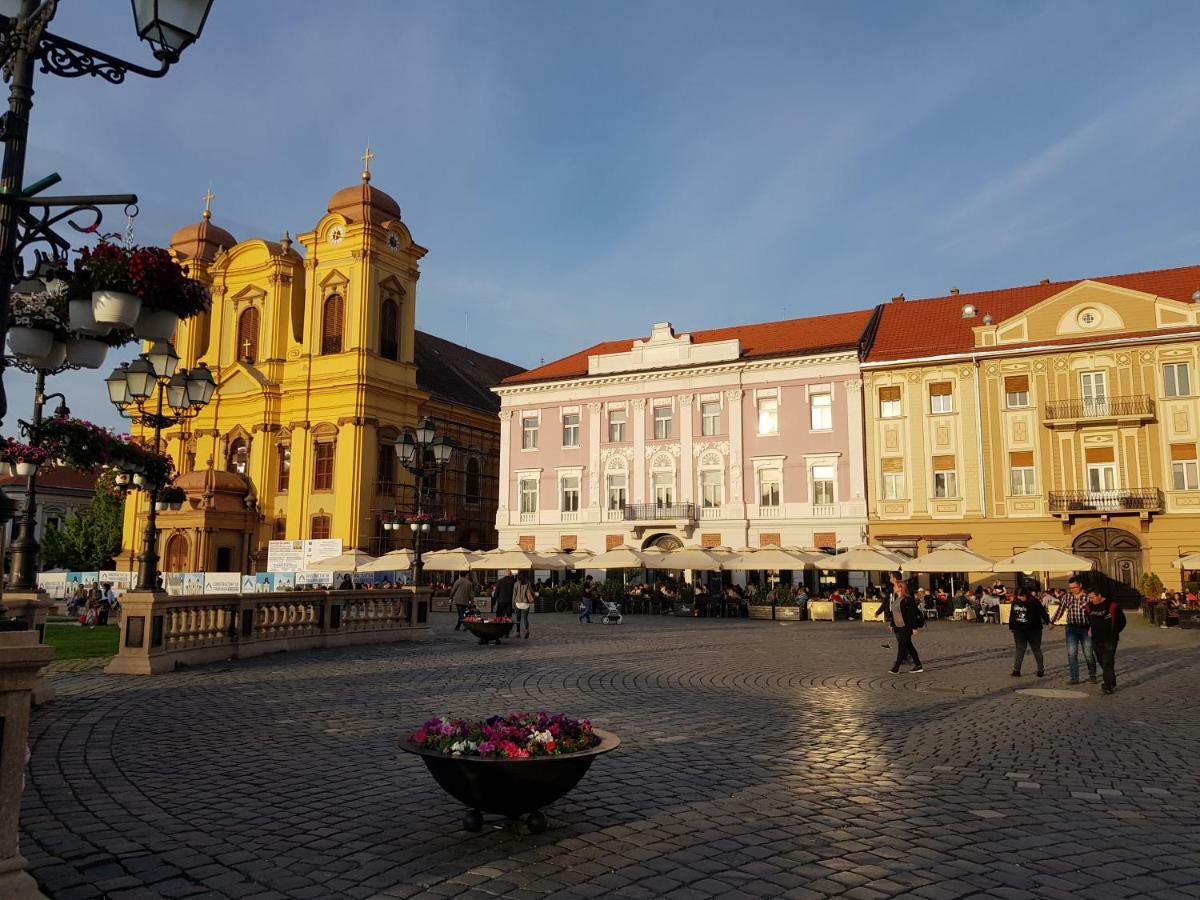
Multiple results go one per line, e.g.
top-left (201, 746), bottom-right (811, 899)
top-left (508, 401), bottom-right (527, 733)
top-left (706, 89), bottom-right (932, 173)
top-left (118, 166), bottom-right (523, 575)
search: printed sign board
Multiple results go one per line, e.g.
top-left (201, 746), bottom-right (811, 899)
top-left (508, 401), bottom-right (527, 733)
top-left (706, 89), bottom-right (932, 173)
top-left (267, 539), bottom-right (344, 572)
top-left (203, 572), bottom-right (242, 595)
top-left (296, 571), bottom-right (333, 588)
top-left (182, 573), bottom-right (205, 596)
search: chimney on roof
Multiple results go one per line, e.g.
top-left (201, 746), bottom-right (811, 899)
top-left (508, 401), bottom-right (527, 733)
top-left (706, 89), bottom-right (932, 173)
top-left (950, 287), bottom-right (959, 295)
top-left (891, 293), bottom-right (905, 304)
top-left (983, 313), bottom-right (994, 325)
top-left (1040, 278), bottom-right (1050, 284)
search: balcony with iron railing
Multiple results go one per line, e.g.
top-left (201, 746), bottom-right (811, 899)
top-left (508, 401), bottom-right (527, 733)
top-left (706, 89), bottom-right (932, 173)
top-left (623, 502), bottom-right (697, 523)
top-left (1043, 395), bottom-right (1155, 426)
top-left (1048, 488), bottom-right (1164, 516)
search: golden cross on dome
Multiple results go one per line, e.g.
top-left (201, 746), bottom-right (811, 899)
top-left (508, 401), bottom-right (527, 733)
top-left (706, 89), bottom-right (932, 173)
top-left (202, 186), bottom-right (214, 220)
top-left (361, 145), bottom-right (374, 183)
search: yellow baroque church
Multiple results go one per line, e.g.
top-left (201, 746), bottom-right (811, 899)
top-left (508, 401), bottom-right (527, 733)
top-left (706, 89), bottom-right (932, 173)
top-left (118, 166), bottom-right (524, 575)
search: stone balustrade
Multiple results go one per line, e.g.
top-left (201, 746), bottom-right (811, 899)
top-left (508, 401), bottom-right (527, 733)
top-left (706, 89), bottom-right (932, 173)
top-left (105, 587), bottom-right (432, 676)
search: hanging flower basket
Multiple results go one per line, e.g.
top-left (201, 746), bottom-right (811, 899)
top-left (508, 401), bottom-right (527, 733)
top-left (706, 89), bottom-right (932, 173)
top-left (68, 298), bottom-right (111, 336)
top-left (401, 713), bottom-right (619, 834)
top-left (65, 337), bottom-right (108, 370)
top-left (7, 326), bottom-right (54, 359)
top-left (91, 290), bottom-right (142, 328)
top-left (27, 340), bottom-right (66, 372)
top-left (1, 440), bottom-right (49, 477)
top-left (159, 485), bottom-right (187, 511)
top-left (132, 307), bottom-right (180, 341)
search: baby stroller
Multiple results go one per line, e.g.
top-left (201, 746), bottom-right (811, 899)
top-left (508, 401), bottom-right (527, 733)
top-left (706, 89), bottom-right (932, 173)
top-left (602, 600), bottom-right (623, 625)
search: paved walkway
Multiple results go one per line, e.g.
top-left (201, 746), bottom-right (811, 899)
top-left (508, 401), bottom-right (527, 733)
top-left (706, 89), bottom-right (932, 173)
top-left (20, 613), bottom-right (1200, 899)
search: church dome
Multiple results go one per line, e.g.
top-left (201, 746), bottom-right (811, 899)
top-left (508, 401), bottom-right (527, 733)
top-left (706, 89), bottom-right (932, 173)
top-left (327, 180), bottom-right (401, 225)
top-left (175, 468), bottom-right (249, 495)
top-left (170, 214), bottom-right (237, 263)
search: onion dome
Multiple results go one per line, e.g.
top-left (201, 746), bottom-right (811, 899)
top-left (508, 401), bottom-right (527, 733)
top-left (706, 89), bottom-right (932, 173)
top-left (327, 146), bottom-right (401, 225)
top-left (170, 189), bottom-right (237, 263)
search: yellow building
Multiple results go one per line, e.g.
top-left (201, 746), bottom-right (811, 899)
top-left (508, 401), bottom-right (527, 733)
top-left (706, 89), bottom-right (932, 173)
top-left (862, 266), bottom-right (1200, 599)
top-left (119, 166), bottom-right (522, 574)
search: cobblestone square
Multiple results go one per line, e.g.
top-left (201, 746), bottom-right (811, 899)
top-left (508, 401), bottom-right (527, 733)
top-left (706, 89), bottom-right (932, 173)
top-left (20, 614), bottom-right (1200, 899)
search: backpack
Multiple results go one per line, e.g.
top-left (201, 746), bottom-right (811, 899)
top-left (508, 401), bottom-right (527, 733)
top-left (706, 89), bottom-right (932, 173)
top-left (1110, 602), bottom-right (1127, 635)
top-left (910, 601), bottom-right (926, 629)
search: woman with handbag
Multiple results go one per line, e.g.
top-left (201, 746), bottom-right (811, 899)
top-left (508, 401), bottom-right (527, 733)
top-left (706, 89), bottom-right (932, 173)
top-left (513, 571), bottom-right (535, 639)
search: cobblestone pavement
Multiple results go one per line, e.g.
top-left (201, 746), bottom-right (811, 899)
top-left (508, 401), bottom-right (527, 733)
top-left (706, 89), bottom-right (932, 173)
top-left (20, 613), bottom-right (1200, 900)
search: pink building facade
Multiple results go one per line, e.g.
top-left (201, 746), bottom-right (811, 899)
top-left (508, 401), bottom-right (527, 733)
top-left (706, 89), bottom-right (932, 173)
top-left (493, 315), bottom-right (872, 555)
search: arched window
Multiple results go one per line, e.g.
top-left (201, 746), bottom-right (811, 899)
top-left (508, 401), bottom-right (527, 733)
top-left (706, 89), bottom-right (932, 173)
top-left (380, 297), bottom-right (399, 361)
top-left (165, 533), bottom-right (189, 572)
top-left (321, 293), bottom-right (344, 355)
top-left (237, 307), bottom-right (260, 363)
top-left (377, 441), bottom-right (395, 495)
top-left (228, 438), bottom-right (248, 476)
top-left (311, 514), bottom-right (331, 540)
top-left (466, 458), bottom-right (481, 506)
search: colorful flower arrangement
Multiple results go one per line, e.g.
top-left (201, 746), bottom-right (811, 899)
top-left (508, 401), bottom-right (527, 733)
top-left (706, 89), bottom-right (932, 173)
top-left (406, 513), bottom-right (434, 525)
top-left (409, 712), bottom-right (600, 759)
top-left (10, 283), bottom-right (69, 338)
top-left (75, 240), bottom-right (136, 294)
top-left (76, 239), bottom-right (211, 319)
top-left (23, 415), bottom-right (173, 484)
top-left (0, 439), bottom-right (50, 465)
top-left (463, 615), bottom-right (512, 624)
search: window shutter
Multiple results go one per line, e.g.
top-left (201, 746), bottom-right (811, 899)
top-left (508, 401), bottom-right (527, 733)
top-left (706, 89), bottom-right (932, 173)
top-left (879, 386), bottom-right (901, 402)
top-left (1171, 443), bottom-right (1197, 461)
top-left (1009, 451), bottom-right (1034, 467)
top-left (1005, 374), bottom-right (1029, 393)
top-left (881, 457), bottom-right (904, 473)
top-left (237, 307), bottom-right (259, 363)
top-left (1085, 447), bottom-right (1115, 464)
top-left (380, 298), bottom-right (399, 360)
top-left (931, 455), bottom-right (956, 470)
top-left (928, 381), bottom-right (953, 397)
top-left (322, 294), bottom-right (344, 355)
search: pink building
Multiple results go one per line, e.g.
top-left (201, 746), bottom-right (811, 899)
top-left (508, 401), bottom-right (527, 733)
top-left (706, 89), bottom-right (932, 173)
top-left (493, 313), bottom-right (873, 555)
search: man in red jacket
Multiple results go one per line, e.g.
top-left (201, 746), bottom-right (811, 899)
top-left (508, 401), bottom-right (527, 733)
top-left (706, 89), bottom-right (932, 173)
top-left (1086, 589), bottom-right (1126, 695)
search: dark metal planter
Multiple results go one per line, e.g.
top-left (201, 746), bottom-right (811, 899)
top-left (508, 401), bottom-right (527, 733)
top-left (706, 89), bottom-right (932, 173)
top-left (401, 728), bottom-right (620, 833)
top-left (465, 620), bottom-right (514, 644)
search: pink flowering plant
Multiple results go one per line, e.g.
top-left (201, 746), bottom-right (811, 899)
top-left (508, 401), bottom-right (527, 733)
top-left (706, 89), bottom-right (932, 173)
top-left (408, 712), bottom-right (599, 759)
top-left (0, 439), bottom-right (50, 465)
top-left (463, 615), bottom-right (512, 624)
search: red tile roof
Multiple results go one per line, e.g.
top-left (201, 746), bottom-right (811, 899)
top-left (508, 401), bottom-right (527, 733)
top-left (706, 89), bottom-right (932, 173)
top-left (500, 308), bottom-right (875, 385)
top-left (863, 265), bottom-right (1200, 364)
top-left (0, 466), bottom-right (97, 491)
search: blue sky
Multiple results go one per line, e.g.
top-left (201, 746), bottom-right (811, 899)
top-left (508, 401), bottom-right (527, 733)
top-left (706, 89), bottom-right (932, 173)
top-left (7, 1), bottom-right (1200, 432)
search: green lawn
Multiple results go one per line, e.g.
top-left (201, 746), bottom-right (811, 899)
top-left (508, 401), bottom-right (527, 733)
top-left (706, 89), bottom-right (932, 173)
top-left (44, 622), bottom-right (120, 660)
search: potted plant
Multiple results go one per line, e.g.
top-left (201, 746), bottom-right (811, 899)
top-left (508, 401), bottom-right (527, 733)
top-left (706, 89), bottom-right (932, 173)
top-left (128, 246), bottom-right (211, 339)
top-left (8, 282), bottom-right (68, 359)
top-left (1, 440), bottom-right (50, 476)
top-left (79, 240), bottom-right (143, 327)
top-left (159, 485), bottom-right (187, 511)
top-left (462, 613), bottom-right (514, 644)
top-left (401, 712), bottom-right (619, 833)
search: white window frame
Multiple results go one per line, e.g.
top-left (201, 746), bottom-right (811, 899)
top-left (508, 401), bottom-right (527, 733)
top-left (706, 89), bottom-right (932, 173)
top-left (607, 473), bottom-right (627, 510)
top-left (929, 388), bottom-right (954, 415)
top-left (561, 412), bottom-right (580, 448)
top-left (653, 405), bottom-right (672, 440)
top-left (1009, 466), bottom-right (1036, 496)
top-left (1006, 385), bottom-right (1030, 409)
top-left (559, 473), bottom-right (581, 512)
top-left (1164, 362), bottom-right (1192, 398)
top-left (882, 471), bottom-right (905, 500)
top-left (932, 467), bottom-right (958, 499)
top-left (521, 414), bottom-right (539, 450)
top-left (879, 390), bottom-right (901, 419)
top-left (1086, 463), bottom-right (1118, 493)
top-left (810, 463), bottom-right (836, 506)
top-left (808, 392), bottom-right (832, 431)
top-left (652, 470), bottom-right (675, 507)
top-left (1172, 459), bottom-right (1199, 491)
top-left (757, 468), bottom-right (782, 507)
top-left (1080, 370), bottom-right (1108, 415)
top-left (756, 394), bottom-right (779, 436)
top-left (699, 468), bottom-right (723, 508)
top-left (518, 477), bottom-right (539, 513)
top-left (607, 408), bottom-right (626, 442)
top-left (701, 401), bottom-right (721, 437)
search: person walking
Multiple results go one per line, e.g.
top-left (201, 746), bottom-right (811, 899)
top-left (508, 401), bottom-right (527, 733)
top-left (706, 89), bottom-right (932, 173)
top-left (513, 571), bottom-right (535, 638)
top-left (1049, 575), bottom-right (1097, 685)
top-left (876, 574), bottom-right (924, 673)
top-left (1087, 588), bottom-right (1126, 695)
top-left (492, 569), bottom-right (515, 618)
top-left (1008, 588), bottom-right (1049, 677)
top-left (579, 579), bottom-right (595, 624)
top-left (450, 572), bottom-right (475, 631)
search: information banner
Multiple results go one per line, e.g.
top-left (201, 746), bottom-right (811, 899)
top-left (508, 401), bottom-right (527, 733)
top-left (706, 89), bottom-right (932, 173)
top-left (267, 539), bottom-right (344, 572)
top-left (36, 572), bottom-right (68, 598)
top-left (99, 571), bottom-right (133, 589)
top-left (164, 573), bottom-right (184, 596)
top-left (182, 573), bottom-right (205, 595)
top-left (303, 539), bottom-right (343, 568)
top-left (296, 571), bottom-right (333, 588)
top-left (241, 575), bottom-right (257, 594)
top-left (203, 572), bottom-right (242, 594)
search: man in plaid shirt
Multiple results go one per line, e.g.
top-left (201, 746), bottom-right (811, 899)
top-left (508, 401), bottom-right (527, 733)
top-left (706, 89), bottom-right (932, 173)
top-left (1050, 575), bottom-right (1097, 684)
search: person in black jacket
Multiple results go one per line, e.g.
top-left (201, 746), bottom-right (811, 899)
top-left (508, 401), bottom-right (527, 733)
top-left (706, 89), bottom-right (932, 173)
top-left (492, 570), bottom-right (516, 618)
top-left (1008, 588), bottom-right (1050, 677)
top-left (876, 574), bottom-right (924, 674)
top-left (1087, 589), bottom-right (1126, 694)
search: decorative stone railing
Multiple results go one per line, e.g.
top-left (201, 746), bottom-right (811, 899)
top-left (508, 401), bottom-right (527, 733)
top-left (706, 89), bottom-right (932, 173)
top-left (105, 587), bottom-right (432, 676)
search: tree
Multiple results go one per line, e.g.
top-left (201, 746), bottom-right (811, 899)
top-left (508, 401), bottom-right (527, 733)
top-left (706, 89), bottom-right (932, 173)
top-left (40, 472), bottom-right (125, 572)
top-left (1138, 571), bottom-right (1165, 601)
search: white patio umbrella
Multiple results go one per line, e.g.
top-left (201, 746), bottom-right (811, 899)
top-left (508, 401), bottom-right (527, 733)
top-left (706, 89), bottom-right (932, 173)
top-left (468, 547), bottom-right (568, 571)
top-left (725, 547), bottom-right (818, 570)
top-left (1172, 553), bottom-right (1200, 570)
top-left (821, 544), bottom-right (907, 572)
top-left (421, 548), bottom-right (482, 572)
top-left (645, 547), bottom-right (727, 571)
top-left (900, 544), bottom-right (996, 574)
top-left (587, 545), bottom-right (652, 569)
top-left (305, 549), bottom-right (376, 572)
top-left (992, 543), bottom-right (1095, 574)
top-left (359, 549), bottom-right (416, 572)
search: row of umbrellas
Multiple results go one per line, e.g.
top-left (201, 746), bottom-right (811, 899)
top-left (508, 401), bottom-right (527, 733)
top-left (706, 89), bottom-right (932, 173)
top-left (306, 541), bottom-right (1100, 575)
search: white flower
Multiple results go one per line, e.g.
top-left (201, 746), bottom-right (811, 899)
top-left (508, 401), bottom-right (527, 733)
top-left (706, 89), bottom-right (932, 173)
top-left (532, 730), bottom-right (554, 744)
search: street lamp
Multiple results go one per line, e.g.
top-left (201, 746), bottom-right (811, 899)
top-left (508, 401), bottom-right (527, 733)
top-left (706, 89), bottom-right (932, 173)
top-left (0, 0), bottom-right (215, 427)
top-left (394, 417), bottom-right (454, 586)
top-left (109, 339), bottom-right (213, 591)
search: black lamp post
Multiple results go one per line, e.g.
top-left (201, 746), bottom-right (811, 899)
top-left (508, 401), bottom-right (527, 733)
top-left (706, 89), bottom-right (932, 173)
top-left (395, 417), bottom-right (453, 586)
top-left (0, 0), bottom-right (215, 427)
top-left (108, 339), bottom-right (214, 591)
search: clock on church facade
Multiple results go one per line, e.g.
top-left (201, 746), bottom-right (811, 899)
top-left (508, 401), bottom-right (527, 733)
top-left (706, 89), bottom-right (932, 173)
top-left (118, 169), bottom-right (524, 575)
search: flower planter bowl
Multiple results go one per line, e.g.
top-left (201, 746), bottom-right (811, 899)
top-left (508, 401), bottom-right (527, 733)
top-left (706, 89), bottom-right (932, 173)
top-left (133, 308), bottom-right (180, 341)
top-left (15, 462), bottom-right (38, 476)
top-left (7, 326), bottom-right (54, 359)
top-left (91, 290), bottom-right (142, 328)
top-left (0, 463), bottom-right (13, 477)
top-left (466, 620), bottom-right (514, 644)
top-left (65, 337), bottom-right (108, 369)
top-left (747, 604), bottom-right (773, 620)
top-left (169, 500), bottom-right (184, 511)
top-left (28, 340), bottom-right (67, 372)
top-left (400, 728), bottom-right (620, 833)
top-left (68, 299), bottom-right (111, 336)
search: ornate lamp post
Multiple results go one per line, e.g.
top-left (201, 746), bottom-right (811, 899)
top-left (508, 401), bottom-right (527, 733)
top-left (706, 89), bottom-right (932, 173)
top-left (0, 0), bottom-right (215, 425)
top-left (395, 417), bottom-right (453, 586)
top-left (107, 339), bottom-right (214, 590)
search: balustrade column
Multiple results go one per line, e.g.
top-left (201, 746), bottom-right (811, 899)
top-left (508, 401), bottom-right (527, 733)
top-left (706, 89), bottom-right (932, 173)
top-left (632, 398), bottom-right (647, 504)
top-left (587, 402), bottom-right (602, 520)
top-left (679, 394), bottom-right (694, 503)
